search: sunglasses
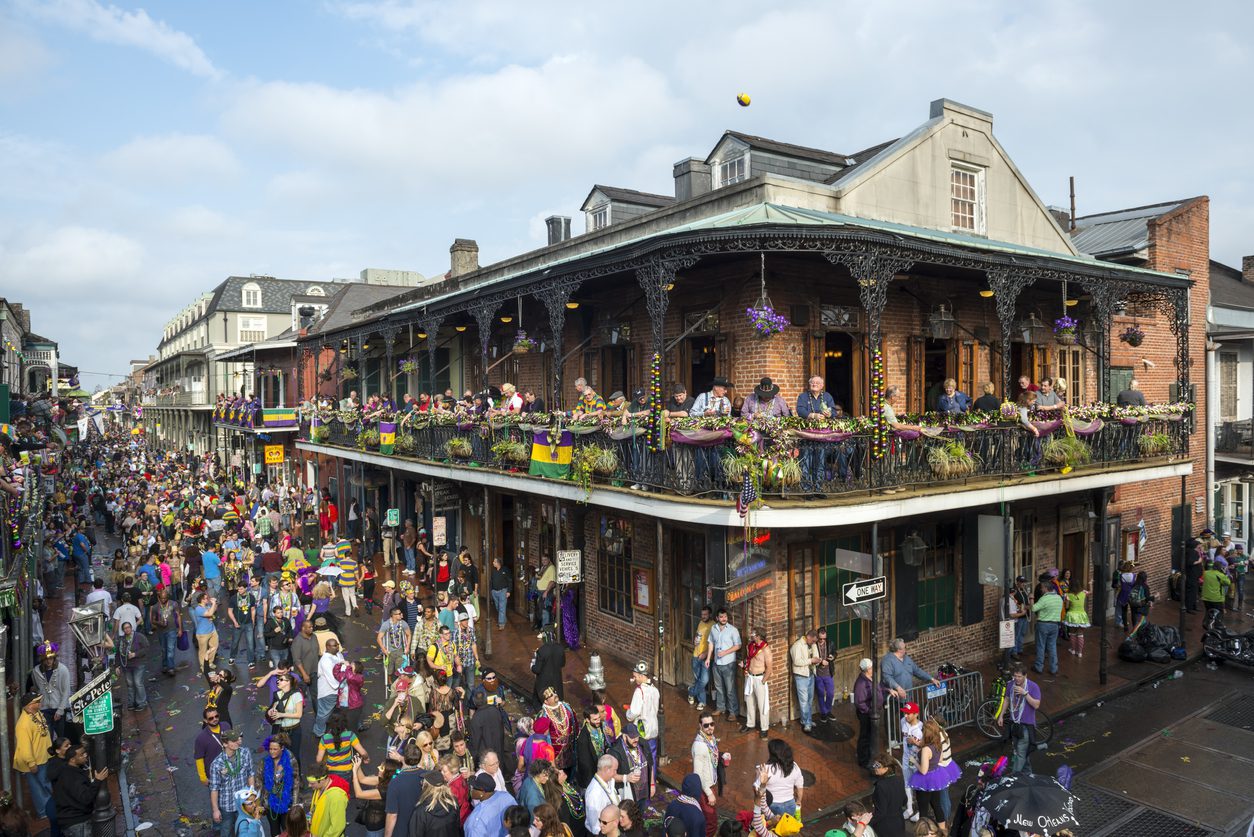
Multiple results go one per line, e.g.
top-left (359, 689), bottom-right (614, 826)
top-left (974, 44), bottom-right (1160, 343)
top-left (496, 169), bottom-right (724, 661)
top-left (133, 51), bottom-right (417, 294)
top-left (599, 819), bottom-right (616, 826)
top-left (700, 722), bottom-right (714, 728)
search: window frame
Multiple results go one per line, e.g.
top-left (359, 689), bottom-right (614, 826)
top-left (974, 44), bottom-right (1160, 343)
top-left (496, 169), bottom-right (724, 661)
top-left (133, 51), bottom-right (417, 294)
top-left (717, 153), bottom-right (748, 187)
top-left (949, 164), bottom-right (986, 234)
top-left (597, 519), bottom-right (634, 622)
top-left (237, 315), bottom-right (267, 343)
top-left (917, 522), bottom-right (957, 632)
top-left (589, 204), bottom-right (610, 232)
top-left (241, 282), bottom-right (262, 308)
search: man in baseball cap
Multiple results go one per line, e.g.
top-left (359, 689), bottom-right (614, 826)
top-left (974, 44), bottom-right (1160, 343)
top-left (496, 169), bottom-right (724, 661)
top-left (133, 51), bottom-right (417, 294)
top-left (465, 771), bottom-right (515, 834)
top-left (900, 702), bottom-right (923, 820)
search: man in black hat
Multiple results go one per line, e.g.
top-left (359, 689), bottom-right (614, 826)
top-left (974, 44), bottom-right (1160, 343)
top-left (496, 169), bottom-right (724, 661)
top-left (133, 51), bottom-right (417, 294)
top-left (742, 377), bottom-right (790, 419)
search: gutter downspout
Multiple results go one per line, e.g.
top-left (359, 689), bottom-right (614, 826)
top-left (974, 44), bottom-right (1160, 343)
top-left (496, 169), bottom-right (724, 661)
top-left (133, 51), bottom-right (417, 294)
top-left (1206, 339), bottom-right (1218, 528)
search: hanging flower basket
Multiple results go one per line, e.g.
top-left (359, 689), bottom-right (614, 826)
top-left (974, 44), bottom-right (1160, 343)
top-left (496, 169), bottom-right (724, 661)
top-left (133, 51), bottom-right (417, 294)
top-left (746, 304), bottom-right (788, 338)
top-left (398, 358), bottom-right (419, 375)
top-left (341, 367), bottom-right (359, 382)
top-left (1119, 325), bottom-right (1145, 347)
top-left (1053, 315), bottom-right (1079, 346)
top-left (513, 330), bottom-right (538, 354)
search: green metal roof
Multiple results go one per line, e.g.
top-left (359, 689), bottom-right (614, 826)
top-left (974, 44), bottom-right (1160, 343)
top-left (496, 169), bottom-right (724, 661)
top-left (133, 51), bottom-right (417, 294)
top-left (393, 202), bottom-right (1188, 317)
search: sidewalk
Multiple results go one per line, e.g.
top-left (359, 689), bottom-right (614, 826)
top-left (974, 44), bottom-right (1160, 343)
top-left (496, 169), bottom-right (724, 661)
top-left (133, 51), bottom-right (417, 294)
top-left (484, 601), bottom-right (1254, 821)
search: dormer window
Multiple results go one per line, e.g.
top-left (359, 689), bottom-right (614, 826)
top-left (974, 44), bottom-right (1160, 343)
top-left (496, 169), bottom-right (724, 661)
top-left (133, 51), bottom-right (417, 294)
top-left (950, 164), bottom-right (985, 234)
top-left (307, 286), bottom-right (325, 296)
top-left (718, 155), bottom-right (747, 187)
top-left (242, 281), bottom-right (262, 308)
top-left (589, 204), bottom-right (610, 232)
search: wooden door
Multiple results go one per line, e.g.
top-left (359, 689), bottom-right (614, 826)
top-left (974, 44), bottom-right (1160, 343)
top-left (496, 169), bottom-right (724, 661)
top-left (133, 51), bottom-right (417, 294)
top-left (669, 529), bottom-right (708, 686)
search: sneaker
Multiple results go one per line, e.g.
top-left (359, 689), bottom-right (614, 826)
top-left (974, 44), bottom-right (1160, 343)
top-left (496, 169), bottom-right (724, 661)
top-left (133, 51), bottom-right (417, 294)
top-left (759, 730), bottom-right (769, 739)
top-left (248, 662), bottom-right (256, 669)
top-left (229, 657), bottom-right (236, 665)
top-left (738, 725), bottom-right (751, 733)
top-left (725, 712), bottom-right (736, 722)
top-left (688, 696), bottom-right (695, 705)
top-left (696, 703), bottom-right (705, 712)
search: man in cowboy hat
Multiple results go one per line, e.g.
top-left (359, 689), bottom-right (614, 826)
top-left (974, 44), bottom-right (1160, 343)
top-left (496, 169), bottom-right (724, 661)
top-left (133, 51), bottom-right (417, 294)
top-left (497, 383), bottom-right (523, 414)
top-left (742, 377), bottom-right (790, 419)
top-left (689, 377), bottom-right (733, 417)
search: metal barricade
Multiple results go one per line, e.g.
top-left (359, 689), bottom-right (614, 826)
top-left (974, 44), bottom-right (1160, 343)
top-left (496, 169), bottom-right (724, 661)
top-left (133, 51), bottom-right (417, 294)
top-left (884, 669), bottom-right (984, 748)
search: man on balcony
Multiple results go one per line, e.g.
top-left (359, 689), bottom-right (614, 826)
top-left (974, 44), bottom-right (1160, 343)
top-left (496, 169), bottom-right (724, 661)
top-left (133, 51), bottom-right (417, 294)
top-left (742, 378), bottom-right (790, 419)
top-left (1116, 378), bottom-right (1146, 407)
top-left (666, 385), bottom-right (694, 418)
top-left (689, 377), bottom-right (733, 487)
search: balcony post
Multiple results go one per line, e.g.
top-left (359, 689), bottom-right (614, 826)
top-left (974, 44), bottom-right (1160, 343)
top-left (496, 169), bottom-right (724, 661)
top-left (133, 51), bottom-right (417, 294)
top-left (383, 325), bottom-right (400, 404)
top-left (420, 315), bottom-right (443, 396)
top-left (636, 255), bottom-right (697, 447)
top-left (471, 303), bottom-right (498, 392)
top-left (986, 268), bottom-right (1037, 397)
top-left (1078, 279), bottom-right (1121, 403)
top-left (537, 279), bottom-right (581, 412)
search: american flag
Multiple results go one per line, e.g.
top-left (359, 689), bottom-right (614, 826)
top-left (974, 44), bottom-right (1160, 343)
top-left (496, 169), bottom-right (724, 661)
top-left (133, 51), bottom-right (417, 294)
top-left (736, 472), bottom-right (757, 518)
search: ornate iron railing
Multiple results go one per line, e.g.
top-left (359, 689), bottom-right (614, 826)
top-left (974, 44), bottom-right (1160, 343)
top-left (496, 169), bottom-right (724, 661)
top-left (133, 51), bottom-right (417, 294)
top-left (1215, 420), bottom-right (1254, 460)
top-left (303, 415), bottom-right (1189, 500)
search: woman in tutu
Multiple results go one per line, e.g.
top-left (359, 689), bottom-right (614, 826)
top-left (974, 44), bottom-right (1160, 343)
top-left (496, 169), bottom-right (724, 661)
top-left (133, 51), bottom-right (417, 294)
top-left (908, 720), bottom-right (961, 833)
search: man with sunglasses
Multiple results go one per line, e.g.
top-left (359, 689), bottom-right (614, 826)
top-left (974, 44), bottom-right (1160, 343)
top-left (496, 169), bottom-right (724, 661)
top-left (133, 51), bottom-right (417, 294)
top-left (595, 804), bottom-right (621, 837)
top-left (690, 713), bottom-right (722, 804)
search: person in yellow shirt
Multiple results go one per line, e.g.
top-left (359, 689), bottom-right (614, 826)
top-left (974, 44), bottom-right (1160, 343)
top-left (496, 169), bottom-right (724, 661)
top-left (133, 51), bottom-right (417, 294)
top-left (307, 766), bottom-right (349, 837)
top-left (14, 692), bottom-right (53, 816)
top-left (688, 605), bottom-right (714, 711)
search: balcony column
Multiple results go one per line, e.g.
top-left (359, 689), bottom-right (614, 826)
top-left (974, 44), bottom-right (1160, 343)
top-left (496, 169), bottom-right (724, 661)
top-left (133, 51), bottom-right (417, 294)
top-left (471, 303), bottom-right (499, 391)
top-left (636, 256), bottom-right (697, 448)
top-left (536, 278), bottom-right (582, 411)
top-left (986, 268), bottom-right (1037, 397)
top-left (1170, 285), bottom-right (1193, 455)
top-left (419, 315), bottom-right (442, 395)
top-left (1078, 279), bottom-right (1121, 403)
top-left (382, 325), bottom-right (400, 403)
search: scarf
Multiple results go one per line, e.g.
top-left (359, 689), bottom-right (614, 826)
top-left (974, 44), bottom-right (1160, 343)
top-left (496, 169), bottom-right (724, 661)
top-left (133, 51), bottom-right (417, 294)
top-left (264, 750), bottom-right (294, 813)
top-left (744, 639), bottom-right (768, 672)
top-left (584, 723), bottom-right (606, 757)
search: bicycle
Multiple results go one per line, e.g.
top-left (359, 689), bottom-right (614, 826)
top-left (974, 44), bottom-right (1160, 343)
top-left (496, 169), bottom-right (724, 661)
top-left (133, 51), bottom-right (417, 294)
top-left (921, 662), bottom-right (973, 727)
top-left (974, 667), bottom-right (1053, 743)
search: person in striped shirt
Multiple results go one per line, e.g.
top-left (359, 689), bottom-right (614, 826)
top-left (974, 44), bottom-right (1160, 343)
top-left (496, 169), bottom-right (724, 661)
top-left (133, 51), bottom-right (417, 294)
top-left (316, 710), bottom-right (368, 778)
top-left (336, 545), bottom-right (359, 617)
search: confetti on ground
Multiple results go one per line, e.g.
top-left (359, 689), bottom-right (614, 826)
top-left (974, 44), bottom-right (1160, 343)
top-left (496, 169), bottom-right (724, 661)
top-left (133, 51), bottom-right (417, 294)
top-left (1180, 756), bottom-right (1191, 763)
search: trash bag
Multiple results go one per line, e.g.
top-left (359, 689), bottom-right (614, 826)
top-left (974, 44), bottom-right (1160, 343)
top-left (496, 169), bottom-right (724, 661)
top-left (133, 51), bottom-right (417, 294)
top-left (1147, 647), bottom-right (1171, 664)
top-left (1158, 625), bottom-right (1183, 648)
top-left (1170, 645), bottom-right (1187, 660)
top-left (1118, 637), bottom-right (1147, 662)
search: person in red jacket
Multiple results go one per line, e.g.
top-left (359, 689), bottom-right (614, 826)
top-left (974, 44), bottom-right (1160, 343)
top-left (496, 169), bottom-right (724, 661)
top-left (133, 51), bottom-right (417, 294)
top-left (438, 753), bottom-right (473, 824)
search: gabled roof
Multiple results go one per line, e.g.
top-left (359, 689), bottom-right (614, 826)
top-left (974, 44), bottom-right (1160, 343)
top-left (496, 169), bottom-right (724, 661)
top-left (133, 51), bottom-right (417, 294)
top-left (824, 138), bottom-right (900, 185)
top-left (580, 185), bottom-right (676, 212)
top-left (303, 282), bottom-right (415, 338)
top-left (1210, 259), bottom-right (1254, 311)
top-left (708, 131), bottom-right (849, 166)
top-left (1070, 200), bottom-right (1189, 259)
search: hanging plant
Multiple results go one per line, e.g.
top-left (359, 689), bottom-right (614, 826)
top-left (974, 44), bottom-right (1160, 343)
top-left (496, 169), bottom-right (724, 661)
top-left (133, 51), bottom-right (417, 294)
top-left (356, 428), bottom-right (381, 450)
top-left (1053, 315), bottom-right (1079, 345)
top-left (1119, 324), bottom-right (1145, 347)
top-left (341, 366), bottom-right (359, 382)
top-left (1138, 431), bottom-right (1172, 457)
top-left (491, 439), bottom-right (530, 465)
top-left (445, 437), bottom-right (474, 459)
top-left (762, 455), bottom-right (802, 488)
top-left (318, 368), bottom-right (334, 382)
top-left (513, 330), bottom-right (538, 354)
top-left (309, 425), bottom-right (329, 443)
top-left (395, 433), bottom-right (417, 455)
top-left (746, 252), bottom-right (788, 338)
top-left (928, 440), bottom-right (979, 479)
top-left (1042, 434), bottom-right (1091, 472)
top-left (398, 357), bottom-right (419, 375)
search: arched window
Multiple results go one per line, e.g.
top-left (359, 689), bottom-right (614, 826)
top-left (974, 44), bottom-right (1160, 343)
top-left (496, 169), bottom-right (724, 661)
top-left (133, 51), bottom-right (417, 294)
top-left (306, 286), bottom-right (325, 297)
top-left (242, 282), bottom-right (262, 308)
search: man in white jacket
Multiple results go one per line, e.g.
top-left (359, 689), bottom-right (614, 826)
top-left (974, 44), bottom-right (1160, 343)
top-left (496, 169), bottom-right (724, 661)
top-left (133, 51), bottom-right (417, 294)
top-left (625, 661), bottom-right (660, 765)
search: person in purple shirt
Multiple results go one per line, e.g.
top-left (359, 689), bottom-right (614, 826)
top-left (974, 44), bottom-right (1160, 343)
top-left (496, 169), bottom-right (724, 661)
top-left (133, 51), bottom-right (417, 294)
top-left (996, 663), bottom-right (1041, 774)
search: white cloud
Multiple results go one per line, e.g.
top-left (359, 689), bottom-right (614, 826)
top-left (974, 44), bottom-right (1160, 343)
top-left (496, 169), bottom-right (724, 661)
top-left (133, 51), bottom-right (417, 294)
top-left (0, 19), bottom-right (54, 89)
top-left (0, 225), bottom-right (144, 290)
top-left (102, 133), bottom-right (241, 184)
top-left (164, 205), bottom-right (245, 239)
top-left (18, 0), bottom-right (220, 79)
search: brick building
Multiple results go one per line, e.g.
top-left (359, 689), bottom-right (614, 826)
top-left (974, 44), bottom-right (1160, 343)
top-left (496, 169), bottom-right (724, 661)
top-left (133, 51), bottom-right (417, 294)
top-left (292, 98), bottom-right (1201, 726)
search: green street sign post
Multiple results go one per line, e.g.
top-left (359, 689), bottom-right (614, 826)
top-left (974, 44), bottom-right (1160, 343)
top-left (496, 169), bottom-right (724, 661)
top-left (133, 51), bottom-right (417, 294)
top-left (83, 691), bottom-right (114, 735)
top-left (386, 508), bottom-right (400, 527)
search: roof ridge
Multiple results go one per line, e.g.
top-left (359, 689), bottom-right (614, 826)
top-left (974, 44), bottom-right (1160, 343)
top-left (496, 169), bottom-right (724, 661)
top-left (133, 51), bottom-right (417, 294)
top-left (1073, 198), bottom-right (1191, 222)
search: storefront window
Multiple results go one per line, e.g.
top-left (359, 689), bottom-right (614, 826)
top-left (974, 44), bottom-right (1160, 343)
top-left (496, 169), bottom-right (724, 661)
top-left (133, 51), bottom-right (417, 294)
top-left (597, 517), bottom-right (633, 622)
top-left (918, 523), bottom-right (957, 631)
top-left (816, 536), bottom-right (864, 651)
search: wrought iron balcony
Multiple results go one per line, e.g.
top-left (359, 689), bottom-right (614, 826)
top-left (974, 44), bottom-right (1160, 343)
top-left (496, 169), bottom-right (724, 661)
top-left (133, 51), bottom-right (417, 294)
top-left (141, 392), bottom-right (211, 407)
top-left (1215, 420), bottom-right (1254, 460)
top-left (301, 408), bottom-right (1191, 501)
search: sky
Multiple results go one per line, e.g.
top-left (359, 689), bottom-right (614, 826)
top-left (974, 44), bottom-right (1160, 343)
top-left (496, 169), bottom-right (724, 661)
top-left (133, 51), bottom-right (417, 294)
top-left (1, 0), bottom-right (1253, 388)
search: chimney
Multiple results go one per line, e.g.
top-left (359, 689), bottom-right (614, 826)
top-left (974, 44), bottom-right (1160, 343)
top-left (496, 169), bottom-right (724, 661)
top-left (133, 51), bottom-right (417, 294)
top-left (450, 239), bottom-right (479, 278)
top-left (1243, 255), bottom-right (1254, 284)
top-left (1046, 206), bottom-right (1072, 230)
top-left (673, 158), bottom-right (712, 201)
top-left (545, 216), bottom-right (572, 246)
top-left (12, 304), bottom-right (30, 332)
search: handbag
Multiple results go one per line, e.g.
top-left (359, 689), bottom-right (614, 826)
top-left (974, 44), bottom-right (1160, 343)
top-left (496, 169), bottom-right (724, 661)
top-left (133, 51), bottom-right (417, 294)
top-left (176, 629), bottom-right (190, 651)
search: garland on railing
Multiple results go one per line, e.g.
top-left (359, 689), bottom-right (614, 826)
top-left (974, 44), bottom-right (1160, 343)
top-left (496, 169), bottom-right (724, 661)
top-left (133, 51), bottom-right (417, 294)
top-left (646, 352), bottom-right (664, 453)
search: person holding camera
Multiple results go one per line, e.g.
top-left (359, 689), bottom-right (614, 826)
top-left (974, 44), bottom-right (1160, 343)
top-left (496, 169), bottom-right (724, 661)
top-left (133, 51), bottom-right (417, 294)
top-left (813, 627), bottom-right (836, 723)
top-left (996, 663), bottom-right (1041, 774)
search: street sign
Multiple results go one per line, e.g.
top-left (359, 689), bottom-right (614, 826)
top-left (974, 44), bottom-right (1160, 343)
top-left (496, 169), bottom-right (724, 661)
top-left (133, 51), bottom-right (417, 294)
top-left (556, 550), bottom-right (582, 584)
top-left (385, 508), bottom-right (400, 527)
top-left (432, 516), bottom-right (447, 547)
top-left (842, 575), bottom-right (887, 606)
top-left (83, 691), bottom-right (114, 735)
top-left (69, 669), bottom-right (115, 717)
top-left (264, 445), bottom-right (285, 465)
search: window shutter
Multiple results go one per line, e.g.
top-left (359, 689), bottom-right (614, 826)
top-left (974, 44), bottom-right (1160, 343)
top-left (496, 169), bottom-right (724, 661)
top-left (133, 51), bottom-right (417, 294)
top-left (961, 513), bottom-right (984, 626)
top-left (894, 526), bottom-right (919, 641)
top-left (906, 337), bottom-right (925, 414)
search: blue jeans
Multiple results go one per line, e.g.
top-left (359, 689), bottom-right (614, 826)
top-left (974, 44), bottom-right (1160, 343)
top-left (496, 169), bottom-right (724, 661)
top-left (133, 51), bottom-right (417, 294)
top-left (313, 693), bottom-right (337, 736)
top-left (230, 623), bottom-right (256, 663)
top-left (815, 674), bottom-right (835, 716)
top-left (1013, 617), bottom-right (1028, 654)
top-left (25, 762), bottom-right (51, 817)
top-left (75, 555), bottom-right (91, 585)
top-left (160, 630), bottom-right (177, 670)
top-left (768, 800), bottom-right (798, 817)
top-left (216, 810), bottom-right (238, 837)
top-left (1010, 722), bottom-right (1035, 774)
top-left (1034, 621), bottom-right (1059, 675)
top-left (712, 663), bottom-right (739, 716)
top-left (205, 576), bottom-right (222, 599)
top-left (125, 665), bottom-right (148, 707)
top-left (491, 589), bottom-right (508, 628)
top-left (688, 657), bottom-right (710, 704)
top-left (404, 547), bottom-right (416, 573)
top-left (794, 673), bottom-right (815, 729)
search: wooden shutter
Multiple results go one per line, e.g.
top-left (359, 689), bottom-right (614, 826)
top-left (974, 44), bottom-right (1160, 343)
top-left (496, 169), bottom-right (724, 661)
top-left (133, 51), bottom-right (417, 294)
top-left (906, 337), bottom-right (925, 414)
top-left (894, 526), bottom-right (920, 641)
top-left (1221, 352), bottom-right (1238, 421)
top-left (961, 513), bottom-right (984, 626)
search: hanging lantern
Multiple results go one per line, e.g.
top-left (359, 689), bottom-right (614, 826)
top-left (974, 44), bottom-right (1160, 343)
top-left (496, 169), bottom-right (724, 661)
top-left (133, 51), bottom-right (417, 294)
top-left (1017, 313), bottom-right (1049, 345)
top-left (928, 304), bottom-right (956, 340)
top-left (901, 532), bottom-right (928, 567)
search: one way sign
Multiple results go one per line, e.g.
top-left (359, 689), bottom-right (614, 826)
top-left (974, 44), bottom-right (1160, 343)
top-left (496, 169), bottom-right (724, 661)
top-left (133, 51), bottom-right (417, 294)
top-left (842, 575), bottom-right (887, 606)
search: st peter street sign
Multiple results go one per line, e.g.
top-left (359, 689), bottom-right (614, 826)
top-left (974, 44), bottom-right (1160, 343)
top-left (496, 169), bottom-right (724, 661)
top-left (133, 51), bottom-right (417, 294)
top-left (69, 669), bottom-right (115, 719)
top-left (842, 575), bottom-right (887, 606)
